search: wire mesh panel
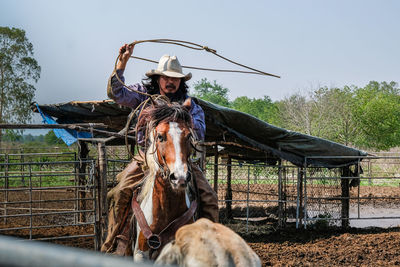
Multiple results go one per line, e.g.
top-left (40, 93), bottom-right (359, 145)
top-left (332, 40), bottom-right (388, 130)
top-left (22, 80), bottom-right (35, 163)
top-left (303, 156), bottom-right (400, 228)
top-left (205, 159), bottom-right (299, 229)
top-left (303, 166), bottom-right (342, 227)
top-left (106, 159), bottom-right (130, 189)
top-left (354, 156), bottom-right (400, 228)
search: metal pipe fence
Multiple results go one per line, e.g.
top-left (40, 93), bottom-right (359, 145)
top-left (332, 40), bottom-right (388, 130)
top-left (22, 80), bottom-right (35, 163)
top-left (0, 235), bottom-right (159, 267)
top-left (2, 150), bottom-right (400, 249)
top-left (0, 155), bottom-right (98, 248)
top-left (303, 155), bottom-right (400, 229)
top-left (205, 161), bottom-right (299, 230)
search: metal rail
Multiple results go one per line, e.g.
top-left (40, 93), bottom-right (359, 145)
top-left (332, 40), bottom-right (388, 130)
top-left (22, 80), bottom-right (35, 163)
top-left (0, 157), bottom-right (97, 247)
top-left (302, 155), bottom-right (400, 228)
top-left (0, 235), bottom-right (158, 267)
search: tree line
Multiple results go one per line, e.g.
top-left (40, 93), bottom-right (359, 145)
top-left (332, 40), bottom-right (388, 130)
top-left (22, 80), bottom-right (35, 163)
top-left (192, 79), bottom-right (400, 151)
top-left (2, 26), bottom-right (399, 151)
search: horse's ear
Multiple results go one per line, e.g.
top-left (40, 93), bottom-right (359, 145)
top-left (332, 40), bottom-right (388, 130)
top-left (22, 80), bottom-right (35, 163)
top-left (183, 98), bottom-right (192, 110)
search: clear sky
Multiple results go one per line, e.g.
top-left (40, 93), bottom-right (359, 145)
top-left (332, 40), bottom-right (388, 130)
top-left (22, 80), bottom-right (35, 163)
top-left (1, 0), bottom-right (400, 126)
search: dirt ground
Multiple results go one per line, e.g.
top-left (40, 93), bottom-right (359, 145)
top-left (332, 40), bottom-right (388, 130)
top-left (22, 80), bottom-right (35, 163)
top-left (1, 185), bottom-right (400, 266)
top-left (248, 227), bottom-right (400, 266)
top-left (3, 222), bottom-right (400, 266)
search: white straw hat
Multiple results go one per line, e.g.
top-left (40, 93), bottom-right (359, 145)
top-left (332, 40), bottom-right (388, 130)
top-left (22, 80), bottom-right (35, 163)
top-left (145, 55), bottom-right (192, 81)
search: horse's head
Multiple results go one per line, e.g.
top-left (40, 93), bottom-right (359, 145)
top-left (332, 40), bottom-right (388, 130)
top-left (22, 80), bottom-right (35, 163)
top-left (139, 98), bottom-right (195, 190)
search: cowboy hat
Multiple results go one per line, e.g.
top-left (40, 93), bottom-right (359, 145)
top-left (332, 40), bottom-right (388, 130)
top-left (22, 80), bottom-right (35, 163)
top-left (146, 55), bottom-right (192, 81)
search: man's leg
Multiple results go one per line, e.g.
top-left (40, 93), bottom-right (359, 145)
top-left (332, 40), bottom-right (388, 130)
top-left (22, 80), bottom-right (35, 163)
top-left (191, 164), bottom-right (219, 222)
top-left (101, 159), bottom-right (144, 253)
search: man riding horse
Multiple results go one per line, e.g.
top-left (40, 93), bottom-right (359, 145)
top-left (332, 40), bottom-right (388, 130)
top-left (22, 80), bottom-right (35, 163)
top-left (101, 43), bottom-right (219, 255)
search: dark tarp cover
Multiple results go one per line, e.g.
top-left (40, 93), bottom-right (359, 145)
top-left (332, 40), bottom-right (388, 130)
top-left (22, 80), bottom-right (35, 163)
top-left (32, 98), bottom-right (367, 168)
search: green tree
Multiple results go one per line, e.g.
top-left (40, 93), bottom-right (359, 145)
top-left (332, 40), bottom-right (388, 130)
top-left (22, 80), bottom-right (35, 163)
top-left (312, 86), bottom-right (358, 146)
top-left (276, 92), bottom-right (315, 135)
top-left (352, 81), bottom-right (400, 150)
top-left (231, 95), bottom-right (279, 124)
top-left (0, 27), bottom-right (41, 143)
top-left (3, 129), bottom-right (22, 142)
top-left (276, 86), bottom-right (358, 146)
top-left (192, 78), bottom-right (230, 107)
top-left (44, 130), bottom-right (64, 145)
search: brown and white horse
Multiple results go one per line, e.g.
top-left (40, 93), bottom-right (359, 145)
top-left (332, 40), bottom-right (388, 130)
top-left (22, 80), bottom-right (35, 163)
top-left (132, 98), bottom-right (196, 261)
top-left (132, 98), bottom-right (261, 266)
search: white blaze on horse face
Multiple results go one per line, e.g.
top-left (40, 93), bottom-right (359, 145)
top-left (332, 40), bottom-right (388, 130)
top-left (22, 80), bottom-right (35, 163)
top-left (168, 122), bottom-right (188, 181)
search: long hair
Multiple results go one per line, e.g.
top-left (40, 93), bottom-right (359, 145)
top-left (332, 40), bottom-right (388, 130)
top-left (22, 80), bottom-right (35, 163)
top-left (142, 75), bottom-right (189, 103)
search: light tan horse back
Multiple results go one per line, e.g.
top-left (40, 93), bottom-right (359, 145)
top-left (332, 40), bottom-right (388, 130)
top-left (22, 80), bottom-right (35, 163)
top-left (156, 218), bottom-right (261, 267)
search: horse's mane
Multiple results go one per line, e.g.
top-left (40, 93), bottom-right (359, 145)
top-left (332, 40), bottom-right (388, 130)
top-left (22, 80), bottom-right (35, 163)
top-left (136, 99), bottom-right (194, 202)
top-left (136, 100), bottom-right (193, 132)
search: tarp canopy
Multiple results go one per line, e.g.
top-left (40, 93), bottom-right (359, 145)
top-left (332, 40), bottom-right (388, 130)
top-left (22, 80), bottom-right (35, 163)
top-left (31, 98), bottom-right (367, 168)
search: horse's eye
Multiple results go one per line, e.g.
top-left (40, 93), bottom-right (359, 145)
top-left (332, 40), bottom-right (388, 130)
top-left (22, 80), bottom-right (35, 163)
top-left (157, 134), bottom-right (165, 142)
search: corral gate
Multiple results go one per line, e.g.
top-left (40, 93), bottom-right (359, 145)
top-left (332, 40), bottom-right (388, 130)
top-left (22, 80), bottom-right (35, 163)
top-left (0, 152), bottom-right (99, 249)
top-left (303, 155), bottom-right (400, 228)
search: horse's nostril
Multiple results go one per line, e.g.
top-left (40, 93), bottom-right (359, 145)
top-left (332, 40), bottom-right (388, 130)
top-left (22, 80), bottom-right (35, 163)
top-left (169, 173), bottom-right (176, 181)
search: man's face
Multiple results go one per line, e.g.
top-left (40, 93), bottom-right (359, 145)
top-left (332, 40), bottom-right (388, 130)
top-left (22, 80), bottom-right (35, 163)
top-left (158, 75), bottom-right (181, 96)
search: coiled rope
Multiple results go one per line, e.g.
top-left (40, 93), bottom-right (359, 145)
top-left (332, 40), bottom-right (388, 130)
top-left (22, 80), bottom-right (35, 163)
top-left (108, 39), bottom-right (280, 157)
top-left (110, 38), bottom-right (280, 97)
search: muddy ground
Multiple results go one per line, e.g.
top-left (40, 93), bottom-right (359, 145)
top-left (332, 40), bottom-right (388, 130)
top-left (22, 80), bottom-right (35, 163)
top-left (2, 222), bottom-right (400, 266)
top-left (1, 185), bottom-right (400, 266)
top-left (248, 227), bottom-right (400, 266)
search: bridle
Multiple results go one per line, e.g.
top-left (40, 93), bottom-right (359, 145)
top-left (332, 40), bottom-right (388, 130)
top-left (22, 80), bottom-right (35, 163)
top-left (148, 123), bottom-right (194, 184)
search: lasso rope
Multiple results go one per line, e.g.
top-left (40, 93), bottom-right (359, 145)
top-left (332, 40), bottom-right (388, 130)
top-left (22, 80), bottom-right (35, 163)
top-left (108, 39), bottom-right (280, 158)
top-left (110, 38), bottom-right (280, 98)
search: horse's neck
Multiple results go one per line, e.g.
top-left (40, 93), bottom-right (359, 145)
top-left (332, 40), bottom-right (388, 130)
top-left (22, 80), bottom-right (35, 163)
top-left (139, 131), bottom-right (189, 231)
top-left (140, 173), bottom-right (189, 232)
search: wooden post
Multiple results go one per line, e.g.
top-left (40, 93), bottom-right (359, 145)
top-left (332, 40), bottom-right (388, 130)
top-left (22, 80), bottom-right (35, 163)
top-left (213, 145), bottom-right (218, 194)
top-left (225, 156), bottom-right (232, 220)
top-left (78, 141), bottom-right (89, 223)
top-left (4, 154), bottom-right (8, 224)
top-left (278, 159), bottom-right (283, 228)
top-left (341, 166), bottom-right (350, 228)
top-left (21, 153), bottom-right (25, 187)
top-left (97, 142), bottom-right (108, 245)
top-left (296, 167), bottom-right (304, 228)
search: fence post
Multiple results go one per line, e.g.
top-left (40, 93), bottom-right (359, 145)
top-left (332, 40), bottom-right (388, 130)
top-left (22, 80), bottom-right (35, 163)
top-left (225, 156), bottom-right (232, 220)
top-left (246, 165), bottom-right (250, 233)
top-left (20, 152), bottom-right (25, 187)
top-left (97, 142), bottom-right (108, 246)
top-left (213, 145), bottom-right (218, 194)
top-left (278, 159), bottom-right (283, 228)
top-left (303, 159), bottom-right (308, 229)
top-left (368, 159), bottom-right (372, 185)
top-left (341, 166), bottom-right (350, 228)
top-left (296, 167), bottom-right (304, 229)
top-left (29, 164), bottom-right (33, 240)
top-left (73, 152), bottom-right (77, 224)
top-left (78, 141), bottom-right (89, 223)
top-left (4, 154), bottom-right (9, 224)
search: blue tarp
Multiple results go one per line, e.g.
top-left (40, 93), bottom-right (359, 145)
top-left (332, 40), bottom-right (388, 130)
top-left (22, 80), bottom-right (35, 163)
top-left (35, 104), bottom-right (92, 146)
